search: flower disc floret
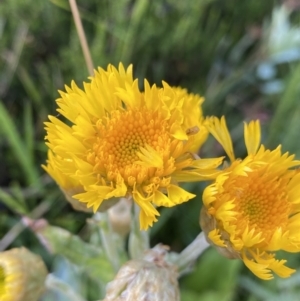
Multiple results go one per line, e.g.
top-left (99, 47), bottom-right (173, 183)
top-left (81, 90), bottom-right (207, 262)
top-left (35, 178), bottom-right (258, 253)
top-left (201, 116), bottom-right (300, 280)
top-left (44, 63), bottom-right (223, 230)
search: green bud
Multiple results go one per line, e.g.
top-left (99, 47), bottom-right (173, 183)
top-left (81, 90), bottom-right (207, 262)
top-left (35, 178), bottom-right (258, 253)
top-left (0, 247), bottom-right (47, 301)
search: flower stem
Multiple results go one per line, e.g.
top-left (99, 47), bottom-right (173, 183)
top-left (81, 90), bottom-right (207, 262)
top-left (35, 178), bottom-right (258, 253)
top-left (45, 274), bottom-right (87, 301)
top-left (94, 212), bottom-right (121, 273)
top-left (128, 203), bottom-right (150, 259)
top-left (69, 0), bottom-right (94, 75)
top-left (175, 232), bottom-right (210, 276)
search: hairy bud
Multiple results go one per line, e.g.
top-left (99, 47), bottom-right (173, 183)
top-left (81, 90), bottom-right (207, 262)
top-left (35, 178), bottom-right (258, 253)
top-left (0, 247), bottom-right (48, 301)
top-left (102, 244), bottom-right (179, 301)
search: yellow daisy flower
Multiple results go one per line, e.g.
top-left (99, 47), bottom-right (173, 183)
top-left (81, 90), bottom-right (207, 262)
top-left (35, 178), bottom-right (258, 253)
top-left (200, 116), bottom-right (300, 280)
top-left (43, 63), bottom-right (223, 230)
top-left (0, 248), bottom-right (47, 301)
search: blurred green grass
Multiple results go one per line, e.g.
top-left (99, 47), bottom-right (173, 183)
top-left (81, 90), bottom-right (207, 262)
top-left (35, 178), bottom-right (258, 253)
top-left (1, 0), bottom-right (300, 300)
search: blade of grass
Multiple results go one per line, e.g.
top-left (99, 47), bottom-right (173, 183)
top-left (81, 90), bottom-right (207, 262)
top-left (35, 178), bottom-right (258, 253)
top-left (0, 101), bottom-right (40, 186)
top-left (17, 66), bottom-right (44, 110)
top-left (0, 22), bottom-right (28, 96)
top-left (119, 0), bottom-right (149, 63)
top-left (281, 107), bottom-right (300, 157)
top-left (267, 62), bottom-right (300, 147)
top-left (10, 182), bottom-right (29, 213)
top-left (24, 102), bottom-right (34, 165)
top-left (0, 188), bottom-right (28, 215)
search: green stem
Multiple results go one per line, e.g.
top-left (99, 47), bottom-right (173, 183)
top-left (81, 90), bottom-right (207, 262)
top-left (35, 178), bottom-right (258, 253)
top-left (128, 203), bottom-right (149, 259)
top-left (175, 232), bottom-right (210, 276)
top-left (94, 212), bottom-right (120, 272)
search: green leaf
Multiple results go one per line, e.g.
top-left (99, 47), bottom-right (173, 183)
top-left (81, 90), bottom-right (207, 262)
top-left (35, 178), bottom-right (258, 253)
top-left (0, 101), bottom-right (40, 186)
top-left (181, 248), bottom-right (241, 298)
top-left (181, 289), bottom-right (234, 301)
top-left (35, 223), bottom-right (115, 283)
top-left (23, 102), bottom-right (34, 164)
top-left (267, 62), bottom-right (300, 155)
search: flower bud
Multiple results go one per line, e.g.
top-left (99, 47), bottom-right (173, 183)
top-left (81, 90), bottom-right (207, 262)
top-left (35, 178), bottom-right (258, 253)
top-left (0, 247), bottom-right (48, 301)
top-left (101, 244), bottom-right (179, 301)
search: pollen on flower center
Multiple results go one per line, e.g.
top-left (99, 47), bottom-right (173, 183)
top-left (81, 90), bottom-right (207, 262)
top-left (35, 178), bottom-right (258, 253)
top-left (232, 170), bottom-right (291, 236)
top-left (87, 109), bottom-right (170, 184)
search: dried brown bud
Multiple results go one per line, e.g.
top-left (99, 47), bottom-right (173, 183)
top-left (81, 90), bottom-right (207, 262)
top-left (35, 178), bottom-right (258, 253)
top-left (102, 244), bottom-right (179, 301)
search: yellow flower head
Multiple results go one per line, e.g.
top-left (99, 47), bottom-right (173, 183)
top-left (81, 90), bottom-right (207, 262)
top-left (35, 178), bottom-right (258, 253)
top-left (44, 63), bottom-right (222, 230)
top-left (0, 248), bottom-right (48, 301)
top-left (201, 116), bottom-right (300, 280)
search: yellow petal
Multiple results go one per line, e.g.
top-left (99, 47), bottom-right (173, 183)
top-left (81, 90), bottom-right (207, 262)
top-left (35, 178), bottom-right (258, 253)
top-left (170, 122), bottom-right (188, 140)
top-left (139, 209), bottom-right (158, 230)
top-left (205, 116), bottom-right (235, 162)
top-left (268, 259), bottom-right (295, 278)
top-left (203, 184), bottom-right (218, 206)
top-left (167, 185), bottom-right (195, 205)
top-left (242, 253), bottom-right (273, 280)
top-left (215, 199), bottom-right (237, 221)
top-left (132, 189), bottom-right (160, 230)
top-left (136, 145), bottom-right (163, 168)
top-left (191, 157), bottom-right (224, 169)
top-left (208, 229), bottom-right (226, 247)
top-left (153, 190), bottom-right (172, 207)
top-left (244, 120), bottom-right (261, 156)
top-left (241, 226), bottom-right (264, 248)
top-left (105, 175), bottom-right (127, 199)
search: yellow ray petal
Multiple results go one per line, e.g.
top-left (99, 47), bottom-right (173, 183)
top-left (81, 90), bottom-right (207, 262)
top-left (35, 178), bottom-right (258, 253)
top-left (242, 253), bottom-right (273, 280)
top-left (135, 145), bottom-right (163, 168)
top-left (241, 226), bottom-right (264, 248)
top-left (192, 157), bottom-right (225, 169)
top-left (205, 116), bottom-right (235, 162)
top-left (244, 120), bottom-right (261, 156)
top-left (153, 190), bottom-right (172, 207)
top-left (268, 258), bottom-right (295, 278)
top-left (208, 229), bottom-right (226, 247)
top-left (167, 184), bottom-right (195, 205)
top-left (132, 189), bottom-right (160, 230)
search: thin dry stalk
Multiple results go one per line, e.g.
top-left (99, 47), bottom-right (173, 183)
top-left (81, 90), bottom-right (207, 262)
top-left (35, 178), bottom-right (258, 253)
top-left (69, 0), bottom-right (94, 75)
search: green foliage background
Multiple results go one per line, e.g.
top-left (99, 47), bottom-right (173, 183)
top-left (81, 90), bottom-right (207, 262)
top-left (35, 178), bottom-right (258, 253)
top-left (1, 0), bottom-right (300, 300)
